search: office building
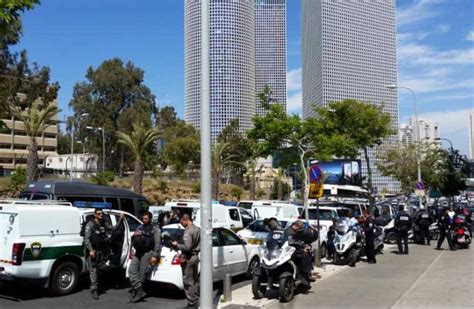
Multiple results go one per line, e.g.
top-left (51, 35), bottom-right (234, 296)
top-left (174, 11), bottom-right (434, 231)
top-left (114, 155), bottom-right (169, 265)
top-left (400, 118), bottom-right (439, 147)
top-left (0, 100), bottom-right (58, 176)
top-left (184, 0), bottom-right (287, 140)
top-left (302, 0), bottom-right (399, 193)
top-left (255, 0), bottom-right (287, 115)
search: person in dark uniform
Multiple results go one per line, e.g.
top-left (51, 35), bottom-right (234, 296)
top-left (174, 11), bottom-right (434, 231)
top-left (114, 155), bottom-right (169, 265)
top-left (285, 221), bottom-right (317, 289)
top-left (363, 210), bottom-right (377, 264)
top-left (436, 208), bottom-right (455, 250)
top-left (415, 208), bottom-right (433, 245)
top-left (128, 211), bottom-right (162, 303)
top-left (84, 208), bottom-right (125, 300)
top-left (394, 205), bottom-right (412, 255)
top-left (326, 219), bottom-right (338, 260)
top-left (171, 214), bottom-right (201, 309)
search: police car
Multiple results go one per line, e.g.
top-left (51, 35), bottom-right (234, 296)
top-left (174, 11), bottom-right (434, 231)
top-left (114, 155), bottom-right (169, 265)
top-left (126, 224), bottom-right (260, 290)
top-left (0, 199), bottom-right (141, 295)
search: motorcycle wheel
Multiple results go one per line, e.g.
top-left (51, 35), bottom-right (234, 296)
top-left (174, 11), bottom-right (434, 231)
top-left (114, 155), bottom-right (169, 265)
top-left (252, 275), bottom-right (265, 299)
top-left (385, 231), bottom-right (397, 244)
top-left (333, 254), bottom-right (342, 265)
top-left (349, 250), bottom-right (357, 267)
top-left (278, 273), bottom-right (295, 303)
top-left (430, 231), bottom-right (439, 241)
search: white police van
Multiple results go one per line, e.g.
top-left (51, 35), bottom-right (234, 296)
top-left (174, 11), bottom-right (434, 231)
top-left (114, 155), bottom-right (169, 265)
top-left (0, 199), bottom-right (141, 295)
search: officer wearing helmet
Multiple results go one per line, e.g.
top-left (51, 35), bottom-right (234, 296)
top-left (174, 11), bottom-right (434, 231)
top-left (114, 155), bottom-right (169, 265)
top-left (394, 204), bottom-right (412, 254)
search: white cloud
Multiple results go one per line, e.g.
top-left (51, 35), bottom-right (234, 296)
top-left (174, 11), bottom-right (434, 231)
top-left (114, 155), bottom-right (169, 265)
top-left (436, 24), bottom-right (450, 34)
top-left (397, 0), bottom-right (442, 26)
top-left (398, 42), bottom-right (474, 66)
top-left (287, 68), bottom-right (301, 92)
top-left (467, 31), bottom-right (474, 41)
top-left (397, 32), bottom-right (430, 42)
top-left (287, 90), bottom-right (302, 115)
top-left (397, 77), bottom-right (474, 93)
top-left (404, 108), bottom-right (473, 154)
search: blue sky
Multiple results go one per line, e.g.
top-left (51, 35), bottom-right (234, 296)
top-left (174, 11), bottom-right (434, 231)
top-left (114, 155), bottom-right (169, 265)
top-left (14, 0), bottom-right (473, 154)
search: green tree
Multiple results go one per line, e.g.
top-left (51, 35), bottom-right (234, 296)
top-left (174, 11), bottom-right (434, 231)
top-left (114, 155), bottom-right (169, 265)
top-left (0, 0), bottom-right (38, 45)
top-left (161, 122), bottom-right (200, 174)
top-left (70, 58), bottom-right (156, 172)
top-left (271, 178), bottom-right (292, 201)
top-left (90, 171), bottom-right (115, 186)
top-left (8, 166), bottom-right (26, 195)
top-left (9, 101), bottom-right (57, 181)
top-left (117, 122), bottom-right (160, 194)
top-left (156, 106), bottom-right (178, 130)
top-left (211, 142), bottom-right (240, 200)
top-left (318, 99), bottom-right (395, 210)
top-left (248, 103), bottom-right (350, 215)
top-left (438, 149), bottom-right (467, 201)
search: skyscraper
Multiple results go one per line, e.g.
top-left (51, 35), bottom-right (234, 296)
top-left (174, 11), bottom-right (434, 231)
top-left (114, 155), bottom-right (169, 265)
top-left (255, 0), bottom-right (287, 115)
top-left (185, 0), bottom-right (287, 140)
top-left (302, 0), bottom-right (399, 193)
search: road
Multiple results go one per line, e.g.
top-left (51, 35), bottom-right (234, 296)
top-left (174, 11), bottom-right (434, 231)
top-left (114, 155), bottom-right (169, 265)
top-left (0, 272), bottom-right (250, 309)
top-left (278, 244), bottom-right (474, 308)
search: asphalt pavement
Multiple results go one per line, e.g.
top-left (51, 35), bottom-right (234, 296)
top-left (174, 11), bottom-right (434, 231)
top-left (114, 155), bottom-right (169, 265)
top-left (0, 271), bottom-right (250, 309)
top-left (278, 244), bottom-right (474, 308)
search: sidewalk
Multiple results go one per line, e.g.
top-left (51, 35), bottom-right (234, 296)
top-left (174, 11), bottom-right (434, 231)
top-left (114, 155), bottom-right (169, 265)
top-left (277, 245), bottom-right (474, 308)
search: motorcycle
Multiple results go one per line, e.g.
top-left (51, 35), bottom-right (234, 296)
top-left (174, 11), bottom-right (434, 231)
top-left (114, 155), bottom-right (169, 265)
top-left (383, 218), bottom-right (397, 244)
top-left (252, 230), bottom-right (309, 303)
top-left (429, 222), bottom-right (439, 240)
top-left (373, 225), bottom-right (385, 252)
top-left (333, 218), bottom-right (362, 267)
top-left (452, 215), bottom-right (471, 249)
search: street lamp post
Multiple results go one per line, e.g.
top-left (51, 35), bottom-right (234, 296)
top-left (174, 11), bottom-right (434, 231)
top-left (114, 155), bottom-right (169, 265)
top-left (435, 137), bottom-right (453, 150)
top-left (69, 113), bottom-right (89, 181)
top-left (86, 126), bottom-right (105, 171)
top-left (387, 84), bottom-right (424, 209)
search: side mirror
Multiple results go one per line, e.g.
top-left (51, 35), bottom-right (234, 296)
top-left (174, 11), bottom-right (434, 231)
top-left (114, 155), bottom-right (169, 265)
top-left (241, 239), bottom-right (247, 245)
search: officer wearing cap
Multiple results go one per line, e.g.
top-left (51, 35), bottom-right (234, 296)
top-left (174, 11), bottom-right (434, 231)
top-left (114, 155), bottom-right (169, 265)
top-left (394, 205), bottom-right (412, 254)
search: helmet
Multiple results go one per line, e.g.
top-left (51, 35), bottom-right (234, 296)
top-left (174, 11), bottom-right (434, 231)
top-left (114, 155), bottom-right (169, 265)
top-left (398, 204), bottom-right (405, 211)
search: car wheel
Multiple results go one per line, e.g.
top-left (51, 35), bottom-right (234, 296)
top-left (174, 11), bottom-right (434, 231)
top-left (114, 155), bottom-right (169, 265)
top-left (385, 231), bottom-right (397, 244)
top-left (49, 262), bottom-right (79, 296)
top-left (247, 257), bottom-right (260, 278)
top-left (278, 273), bottom-right (295, 303)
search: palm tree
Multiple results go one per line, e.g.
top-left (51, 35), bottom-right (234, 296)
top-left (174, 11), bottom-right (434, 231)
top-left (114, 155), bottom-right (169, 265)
top-left (117, 122), bottom-right (160, 194)
top-left (211, 142), bottom-right (240, 200)
top-left (10, 101), bottom-right (58, 182)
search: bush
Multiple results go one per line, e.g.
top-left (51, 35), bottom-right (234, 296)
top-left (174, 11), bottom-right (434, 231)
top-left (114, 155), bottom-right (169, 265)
top-left (191, 181), bottom-right (200, 194)
top-left (9, 167), bottom-right (27, 195)
top-left (90, 171), bottom-right (115, 186)
top-left (230, 186), bottom-right (244, 199)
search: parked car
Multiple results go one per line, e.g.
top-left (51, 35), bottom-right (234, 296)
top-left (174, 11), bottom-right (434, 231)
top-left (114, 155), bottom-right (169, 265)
top-left (130, 226), bottom-right (260, 290)
top-left (0, 199), bottom-right (141, 295)
top-left (19, 180), bottom-right (150, 217)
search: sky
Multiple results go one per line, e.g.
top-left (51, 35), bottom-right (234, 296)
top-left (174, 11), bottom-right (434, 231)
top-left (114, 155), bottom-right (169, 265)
top-left (13, 0), bottom-right (474, 155)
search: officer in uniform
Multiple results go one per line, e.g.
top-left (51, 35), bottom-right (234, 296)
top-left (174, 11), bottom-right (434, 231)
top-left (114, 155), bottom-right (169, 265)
top-left (128, 211), bottom-right (162, 303)
top-left (84, 208), bottom-right (125, 300)
top-left (394, 205), bottom-right (412, 255)
top-left (171, 214), bottom-right (200, 309)
top-left (363, 211), bottom-right (376, 264)
top-left (436, 208), bottom-right (455, 250)
top-left (415, 208), bottom-right (433, 245)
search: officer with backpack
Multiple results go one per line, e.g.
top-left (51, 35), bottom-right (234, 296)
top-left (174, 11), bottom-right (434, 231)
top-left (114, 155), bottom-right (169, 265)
top-left (394, 205), bottom-right (412, 255)
top-left (128, 211), bottom-right (162, 303)
top-left (84, 208), bottom-right (125, 300)
top-left (415, 208), bottom-right (433, 245)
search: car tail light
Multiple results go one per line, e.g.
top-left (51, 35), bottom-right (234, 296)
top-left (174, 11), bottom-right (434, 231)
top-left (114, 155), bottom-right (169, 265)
top-left (455, 218), bottom-right (463, 224)
top-left (457, 229), bottom-right (464, 236)
top-left (171, 254), bottom-right (183, 265)
top-left (12, 243), bottom-right (26, 266)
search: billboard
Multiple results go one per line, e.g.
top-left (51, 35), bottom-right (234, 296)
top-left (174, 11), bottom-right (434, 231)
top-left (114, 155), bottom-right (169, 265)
top-left (313, 159), bottom-right (363, 186)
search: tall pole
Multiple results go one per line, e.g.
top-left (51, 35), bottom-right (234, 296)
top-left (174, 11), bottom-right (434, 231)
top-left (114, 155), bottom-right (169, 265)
top-left (70, 121), bottom-right (74, 181)
top-left (200, 0), bottom-right (213, 308)
top-left (101, 128), bottom-right (105, 172)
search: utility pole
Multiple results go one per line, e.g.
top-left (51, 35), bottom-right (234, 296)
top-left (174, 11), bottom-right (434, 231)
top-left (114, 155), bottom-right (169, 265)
top-left (200, 0), bottom-right (213, 308)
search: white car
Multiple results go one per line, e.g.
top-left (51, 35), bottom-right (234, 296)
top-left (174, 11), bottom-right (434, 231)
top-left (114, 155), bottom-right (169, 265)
top-left (237, 218), bottom-right (327, 257)
top-left (127, 225), bottom-right (260, 290)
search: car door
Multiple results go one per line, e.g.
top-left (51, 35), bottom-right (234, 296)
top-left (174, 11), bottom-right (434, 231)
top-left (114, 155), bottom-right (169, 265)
top-left (110, 212), bottom-right (138, 267)
top-left (212, 229), bottom-right (225, 280)
top-left (218, 228), bottom-right (249, 275)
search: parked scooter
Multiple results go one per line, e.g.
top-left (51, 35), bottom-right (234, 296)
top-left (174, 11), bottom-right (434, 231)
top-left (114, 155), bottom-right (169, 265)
top-left (383, 218), bottom-right (397, 244)
top-left (373, 225), bottom-right (385, 252)
top-left (452, 214), bottom-right (471, 249)
top-left (333, 218), bottom-right (362, 267)
top-left (252, 230), bottom-right (309, 303)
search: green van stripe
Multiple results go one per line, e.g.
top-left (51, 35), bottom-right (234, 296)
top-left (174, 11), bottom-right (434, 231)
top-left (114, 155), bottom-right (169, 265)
top-left (23, 246), bottom-right (84, 261)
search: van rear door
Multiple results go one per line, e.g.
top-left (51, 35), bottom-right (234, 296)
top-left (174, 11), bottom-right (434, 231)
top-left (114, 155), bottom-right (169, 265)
top-left (0, 206), bottom-right (18, 270)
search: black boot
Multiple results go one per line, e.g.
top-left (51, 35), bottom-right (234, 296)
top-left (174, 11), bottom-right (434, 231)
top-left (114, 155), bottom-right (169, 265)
top-left (130, 286), bottom-right (146, 303)
top-left (91, 289), bottom-right (99, 300)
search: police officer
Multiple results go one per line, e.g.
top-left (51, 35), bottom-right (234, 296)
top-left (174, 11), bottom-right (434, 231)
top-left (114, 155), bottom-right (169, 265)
top-left (171, 214), bottom-right (200, 309)
top-left (128, 211), bottom-right (162, 303)
top-left (394, 205), bottom-right (412, 255)
top-left (415, 208), bottom-right (432, 245)
top-left (285, 221), bottom-right (316, 289)
top-left (363, 210), bottom-right (376, 264)
top-left (84, 208), bottom-right (125, 300)
top-left (436, 208), bottom-right (455, 251)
